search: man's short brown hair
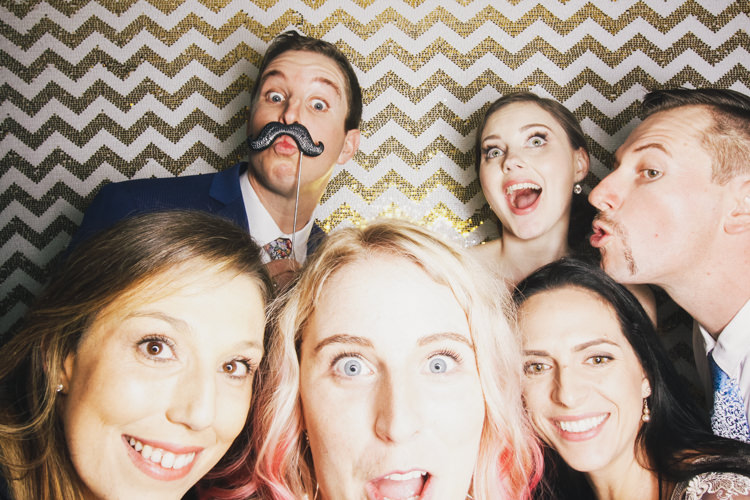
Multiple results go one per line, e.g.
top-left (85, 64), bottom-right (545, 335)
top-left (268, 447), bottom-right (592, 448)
top-left (642, 88), bottom-right (750, 184)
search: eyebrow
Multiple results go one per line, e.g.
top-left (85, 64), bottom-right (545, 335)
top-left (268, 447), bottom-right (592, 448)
top-left (260, 70), bottom-right (342, 99)
top-left (313, 334), bottom-right (373, 354)
top-left (313, 331), bottom-right (473, 354)
top-left (633, 142), bottom-right (670, 156)
top-left (418, 332), bottom-right (474, 349)
top-left (481, 123), bottom-right (550, 144)
top-left (523, 338), bottom-right (620, 357)
top-left (480, 134), bottom-right (502, 145)
top-left (237, 340), bottom-right (264, 352)
top-left (519, 122), bottom-right (550, 132)
top-left (128, 311), bottom-right (191, 332)
top-left (573, 338), bottom-right (619, 351)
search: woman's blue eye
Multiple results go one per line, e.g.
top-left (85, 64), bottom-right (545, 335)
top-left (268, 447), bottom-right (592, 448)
top-left (427, 353), bottom-right (458, 374)
top-left (334, 357), bottom-right (363, 376)
top-left (344, 359), bottom-right (361, 375)
top-left (333, 355), bottom-right (372, 378)
top-left (429, 357), bottom-right (448, 373)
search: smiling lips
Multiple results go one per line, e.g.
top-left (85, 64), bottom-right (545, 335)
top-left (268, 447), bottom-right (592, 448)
top-left (125, 435), bottom-right (202, 481)
top-left (553, 414), bottom-right (609, 441)
top-left (505, 182), bottom-right (541, 213)
top-left (366, 470), bottom-right (429, 500)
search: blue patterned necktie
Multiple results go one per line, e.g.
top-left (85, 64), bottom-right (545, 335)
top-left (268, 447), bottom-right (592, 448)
top-left (709, 351), bottom-right (750, 442)
top-left (263, 237), bottom-right (293, 260)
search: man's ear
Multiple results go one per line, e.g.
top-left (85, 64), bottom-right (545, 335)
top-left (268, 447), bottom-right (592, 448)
top-left (336, 129), bottom-right (360, 165)
top-left (724, 175), bottom-right (750, 235)
top-left (573, 147), bottom-right (590, 183)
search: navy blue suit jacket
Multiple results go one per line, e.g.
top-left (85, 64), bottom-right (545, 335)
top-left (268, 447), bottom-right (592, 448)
top-left (69, 162), bottom-right (326, 255)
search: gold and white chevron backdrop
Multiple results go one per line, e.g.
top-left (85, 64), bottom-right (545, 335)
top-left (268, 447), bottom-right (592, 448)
top-left (1, 0), bottom-right (749, 344)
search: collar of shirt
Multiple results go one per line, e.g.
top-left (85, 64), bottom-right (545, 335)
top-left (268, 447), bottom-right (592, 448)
top-left (697, 299), bottom-right (750, 380)
top-left (695, 298), bottom-right (750, 420)
top-left (239, 168), bottom-right (313, 264)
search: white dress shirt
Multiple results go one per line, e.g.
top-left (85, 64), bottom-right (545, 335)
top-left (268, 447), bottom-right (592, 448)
top-left (693, 298), bottom-right (750, 418)
top-left (239, 169), bottom-right (313, 264)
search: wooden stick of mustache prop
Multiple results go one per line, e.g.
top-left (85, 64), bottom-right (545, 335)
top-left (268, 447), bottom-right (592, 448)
top-left (247, 122), bottom-right (324, 156)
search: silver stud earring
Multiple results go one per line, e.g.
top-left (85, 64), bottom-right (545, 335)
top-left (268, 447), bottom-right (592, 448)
top-left (55, 383), bottom-right (64, 393)
top-left (573, 183), bottom-right (582, 195)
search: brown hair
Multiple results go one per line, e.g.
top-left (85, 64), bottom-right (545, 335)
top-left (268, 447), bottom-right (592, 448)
top-left (0, 210), bottom-right (272, 500)
top-left (642, 88), bottom-right (750, 184)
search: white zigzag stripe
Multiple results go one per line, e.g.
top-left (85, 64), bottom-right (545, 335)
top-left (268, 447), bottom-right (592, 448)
top-left (0, 0), bottom-right (287, 33)
top-left (564, 84), bottom-right (650, 117)
top-left (330, 154), bottom-right (475, 185)
top-left (3, 93), bottom-right (250, 132)
top-left (0, 233), bottom-right (71, 266)
top-left (8, 27), bottom-right (265, 66)
top-left (1, 127), bottom-right (248, 162)
top-left (0, 199), bottom-right (81, 233)
top-left (360, 121), bottom-right (473, 155)
top-left (0, 64), bottom-right (251, 100)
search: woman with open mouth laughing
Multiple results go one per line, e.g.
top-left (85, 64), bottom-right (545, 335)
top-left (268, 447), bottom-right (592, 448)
top-left (251, 218), bottom-right (542, 500)
top-left (0, 211), bottom-right (273, 500)
top-left (471, 91), bottom-right (592, 286)
top-left (514, 258), bottom-right (750, 500)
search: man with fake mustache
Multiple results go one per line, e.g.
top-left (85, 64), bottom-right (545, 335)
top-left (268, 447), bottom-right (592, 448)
top-left (70, 31), bottom-right (361, 285)
top-left (588, 88), bottom-right (750, 443)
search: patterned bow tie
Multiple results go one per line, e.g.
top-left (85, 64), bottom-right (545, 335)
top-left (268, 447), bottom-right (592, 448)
top-left (709, 351), bottom-right (750, 443)
top-left (263, 237), bottom-right (293, 260)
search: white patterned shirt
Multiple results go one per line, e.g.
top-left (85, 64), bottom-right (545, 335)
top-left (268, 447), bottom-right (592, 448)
top-left (694, 299), bottom-right (750, 420)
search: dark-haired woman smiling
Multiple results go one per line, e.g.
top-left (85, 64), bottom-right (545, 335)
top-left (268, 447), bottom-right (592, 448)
top-left (514, 259), bottom-right (750, 500)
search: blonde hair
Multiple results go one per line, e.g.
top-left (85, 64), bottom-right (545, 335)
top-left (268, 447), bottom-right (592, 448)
top-left (253, 218), bottom-right (542, 500)
top-left (0, 210), bottom-right (273, 500)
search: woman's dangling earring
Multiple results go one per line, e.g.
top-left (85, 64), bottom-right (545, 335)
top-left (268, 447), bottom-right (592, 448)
top-left (313, 482), bottom-right (319, 500)
top-left (573, 183), bottom-right (582, 195)
top-left (641, 397), bottom-right (651, 422)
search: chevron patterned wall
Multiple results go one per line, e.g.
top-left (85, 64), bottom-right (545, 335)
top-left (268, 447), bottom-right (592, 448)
top-left (1, 0), bottom-right (748, 359)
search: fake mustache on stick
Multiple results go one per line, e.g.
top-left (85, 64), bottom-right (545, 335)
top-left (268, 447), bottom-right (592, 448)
top-left (247, 122), bottom-right (325, 157)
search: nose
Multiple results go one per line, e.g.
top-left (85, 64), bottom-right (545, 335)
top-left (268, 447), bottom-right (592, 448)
top-left (279, 97), bottom-right (302, 125)
top-left (501, 149), bottom-right (525, 173)
top-left (551, 365), bottom-right (588, 408)
top-left (374, 374), bottom-right (421, 443)
top-left (589, 169), bottom-right (623, 212)
top-left (166, 368), bottom-right (217, 431)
